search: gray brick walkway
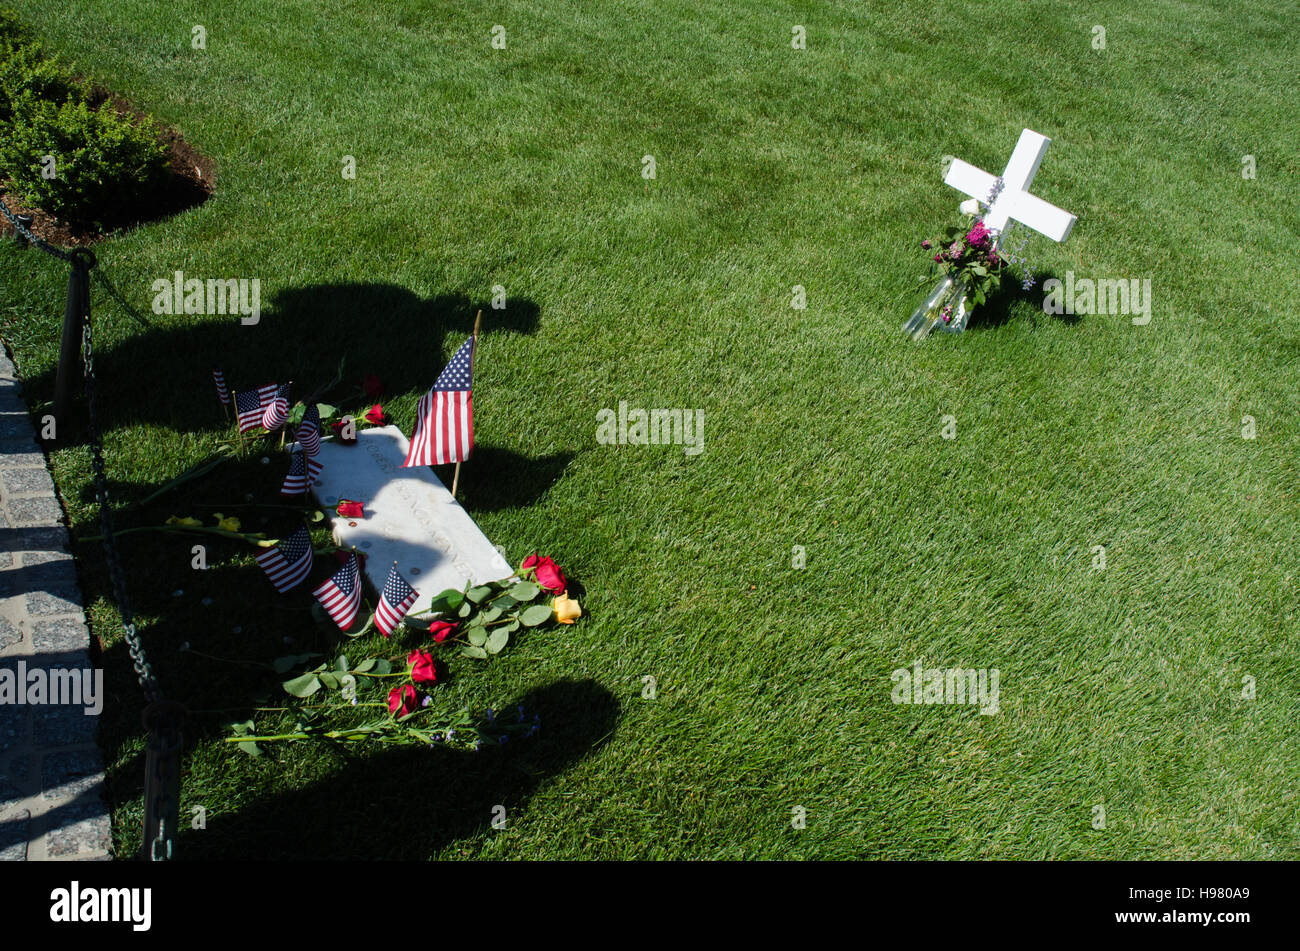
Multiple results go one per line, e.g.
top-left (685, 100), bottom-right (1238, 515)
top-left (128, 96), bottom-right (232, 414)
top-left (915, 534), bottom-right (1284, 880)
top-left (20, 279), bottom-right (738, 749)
top-left (0, 347), bottom-right (111, 860)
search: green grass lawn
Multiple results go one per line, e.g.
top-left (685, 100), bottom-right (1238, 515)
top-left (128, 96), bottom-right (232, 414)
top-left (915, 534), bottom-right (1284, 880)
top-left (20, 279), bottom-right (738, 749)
top-left (2, 0), bottom-right (1298, 859)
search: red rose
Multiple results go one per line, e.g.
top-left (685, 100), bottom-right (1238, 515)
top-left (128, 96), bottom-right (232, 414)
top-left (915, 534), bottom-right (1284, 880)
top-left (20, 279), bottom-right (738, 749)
top-left (363, 374), bottom-right (384, 399)
top-left (408, 649), bottom-right (437, 685)
top-left (330, 419), bottom-right (357, 444)
top-left (337, 499), bottom-right (364, 519)
top-left (388, 684), bottom-right (417, 717)
top-left (428, 620), bottom-right (458, 643)
top-left (364, 404), bottom-right (386, 426)
top-left (520, 552), bottom-right (566, 594)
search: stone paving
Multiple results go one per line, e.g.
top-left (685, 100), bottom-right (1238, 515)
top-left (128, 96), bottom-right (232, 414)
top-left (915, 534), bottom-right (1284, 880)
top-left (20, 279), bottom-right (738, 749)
top-left (0, 346), bottom-right (111, 860)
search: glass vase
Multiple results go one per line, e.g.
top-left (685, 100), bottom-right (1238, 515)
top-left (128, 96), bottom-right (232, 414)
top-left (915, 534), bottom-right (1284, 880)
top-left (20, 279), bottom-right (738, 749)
top-left (902, 273), bottom-right (971, 340)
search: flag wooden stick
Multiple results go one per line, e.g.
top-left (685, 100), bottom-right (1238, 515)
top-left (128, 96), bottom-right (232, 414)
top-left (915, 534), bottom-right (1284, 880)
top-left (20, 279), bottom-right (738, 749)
top-left (450, 310), bottom-right (482, 499)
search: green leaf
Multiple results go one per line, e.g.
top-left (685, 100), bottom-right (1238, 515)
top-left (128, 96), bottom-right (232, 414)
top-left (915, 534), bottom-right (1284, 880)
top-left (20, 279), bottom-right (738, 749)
top-left (468, 627), bottom-right (488, 648)
top-left (427, 588), bottom-right (464, 615)
top-left (501, 619), bottom-right (521, 635)
top-left (283, 673), bottom-right (322, 698)
top-left (461, 645), bottom-right (489, 660)
top-left (316, 403), bottom-right (337, 419)
top-left (509, 581), bottom-right (541, 601)
top-left (372, 658), bottom-right (393, 675)
top-left (335, 655), bottom-right (350, 673)
top-left (234, 739), bottom-right (262, 757)
top-left (457, 600), bottom-right (473, 618)
top-left (521, 604), bottom-right (553, 627)
top-left (272, 653), bottom-right (320, 674)
top-left (310, 601), bottom-right (333, 629)
top-left (354, 658), bottom-right (376, 673)
top-left (318, 671), bottom-right (340, 690)
top-left (310, 509), bottom-right (326, 523)
top-left (486, 629), bottom-right (510, 654)
top-left (466, 585), bottom-right (493, 604)
top-left (482, 605), bottom-right (504, 623)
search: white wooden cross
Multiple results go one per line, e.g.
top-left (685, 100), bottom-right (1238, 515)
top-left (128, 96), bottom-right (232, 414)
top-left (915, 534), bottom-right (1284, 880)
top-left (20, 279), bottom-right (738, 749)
top-left (945, 128), bottom-right (1076, 248)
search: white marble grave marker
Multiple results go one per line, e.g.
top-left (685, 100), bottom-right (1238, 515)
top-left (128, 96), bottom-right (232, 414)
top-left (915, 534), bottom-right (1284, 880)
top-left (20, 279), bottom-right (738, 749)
top-left (308, 425), bottom-right (512, 616)
top-left (944, 128), bottom-right (1076, 247)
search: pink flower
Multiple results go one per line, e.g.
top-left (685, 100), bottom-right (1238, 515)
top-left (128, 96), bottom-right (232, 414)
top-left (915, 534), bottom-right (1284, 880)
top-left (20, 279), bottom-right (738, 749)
top-left (966, 221), bottom-right (990, 249)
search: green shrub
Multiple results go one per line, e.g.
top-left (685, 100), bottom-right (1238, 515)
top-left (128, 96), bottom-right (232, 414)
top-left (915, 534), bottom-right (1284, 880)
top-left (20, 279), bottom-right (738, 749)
top-left (0, 93), bottom-right (166, 222)
top-left (0, 7), bottom-right (167, 224)
top-left (0, 8), bottom-right (30, 48)
top-left (0, 44), bottom-right (83, 122)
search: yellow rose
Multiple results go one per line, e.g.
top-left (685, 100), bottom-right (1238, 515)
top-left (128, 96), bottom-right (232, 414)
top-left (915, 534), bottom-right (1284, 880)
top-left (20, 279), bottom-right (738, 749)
top-left (165, 516), bottom-right (203, 528)
top-left (216, 515), bottom-right (241, 533)
top-left (553, 592), bottom-right (582, 625)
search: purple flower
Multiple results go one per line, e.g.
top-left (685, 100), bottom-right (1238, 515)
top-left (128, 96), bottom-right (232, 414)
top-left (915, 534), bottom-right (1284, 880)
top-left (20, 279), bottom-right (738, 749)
top-left (966, 221), bottom-right (990, 249)
top-left (921, 239), bottom-right (931, 249)
top-left (934, 253), bottom-right (943, 263)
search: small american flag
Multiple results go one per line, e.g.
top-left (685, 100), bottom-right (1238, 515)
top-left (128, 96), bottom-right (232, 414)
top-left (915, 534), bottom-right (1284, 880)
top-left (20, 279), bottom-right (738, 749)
top-left (212, 367), bottom-right (230, 405)
top-left (296, 403), bottom-right (322, 456)
top-left (261, 384), bottom-right (291, 430)
top-left (235, 384), bottom-right (278, 433)
top-left (280, 450), bottom-right (324, 498)
top-left (374, 563), bottom-right (417, 637)
top-left (402, 336), bottom-right (474, 467)
top-left (254, 524), bottom-right (313, 592)
top-left (312, 553), bottom-right (362, 630)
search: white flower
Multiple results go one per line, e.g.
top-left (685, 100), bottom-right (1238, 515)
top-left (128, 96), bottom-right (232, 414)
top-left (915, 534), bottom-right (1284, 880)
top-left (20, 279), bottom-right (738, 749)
top-left (959, 198), bottom-right (981, 216)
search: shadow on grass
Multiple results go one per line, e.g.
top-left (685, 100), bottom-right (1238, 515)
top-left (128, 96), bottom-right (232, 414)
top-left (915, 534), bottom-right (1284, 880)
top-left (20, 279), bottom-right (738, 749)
top-left (25, 282), bottom-right (541, 441)
top-left (966, 270), bottom-right (1080, 332)
top-left (176, 677), bottom-right (619, 860)
top-left (436, 446), bottom-right (574, 514)
top-left (75, 444), bottom-right (572, 513)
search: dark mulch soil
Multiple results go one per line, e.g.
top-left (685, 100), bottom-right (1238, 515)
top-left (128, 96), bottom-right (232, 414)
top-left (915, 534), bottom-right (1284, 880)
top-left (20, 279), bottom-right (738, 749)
top-left (0, 86), bottom-right (213, 247)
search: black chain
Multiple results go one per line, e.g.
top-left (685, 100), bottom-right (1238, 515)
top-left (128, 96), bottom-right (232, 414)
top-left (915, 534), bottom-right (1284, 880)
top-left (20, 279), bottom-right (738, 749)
top-left (77, 252), bottom-right (184, 861)
top-left (0, 194), bottom-right (74, 262)
top-left (3, 195), bottom-right (182, 858)
top-left (80, 281), bottom-right (162, 703)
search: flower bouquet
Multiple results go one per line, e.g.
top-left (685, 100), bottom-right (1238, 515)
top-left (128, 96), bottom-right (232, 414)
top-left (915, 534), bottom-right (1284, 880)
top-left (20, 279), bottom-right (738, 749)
top-left (222, 553), bottom-right (581, 754)
top-left (903, 213), bottom-right (1007, 340)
